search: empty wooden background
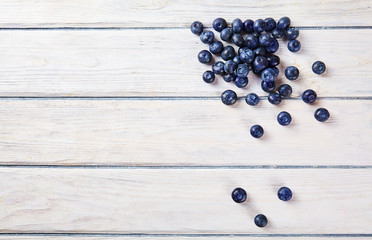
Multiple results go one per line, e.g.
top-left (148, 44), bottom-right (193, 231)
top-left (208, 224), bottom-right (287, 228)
top-left (0, 0), bottom-right (371, 239)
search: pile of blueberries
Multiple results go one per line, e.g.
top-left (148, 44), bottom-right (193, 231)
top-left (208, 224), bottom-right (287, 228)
top-left (191, 17), bottom-right (330, 138)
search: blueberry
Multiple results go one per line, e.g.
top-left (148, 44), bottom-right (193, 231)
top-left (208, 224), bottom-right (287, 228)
top-left (245, 34), bottom-right (259, 49)
top-left (268, 92), bottom-right (282, 105)
top-left (261, 68), bottom-right (276, 82)
top-left (288, 39), bottom-right (301, 52)
top-left (221, 46), bottom-right (236, 61)
top-left (314, 108), bottom-right (330, 122)
top-left (265, 38), bottom-right (279, 53)
top-left (253, 19), bottom-right (266, 33)
top-left (190, 21), bottom-right (203, 35)
top-left (220, 27), bottom-right (233, 42)
top-left (240, 47), bottom-right (255, 64)
top-left (221, 90), bottom-right (237, 105)
top-left (271, 67), bottom-right (279, 78)
top-left (232, 33), bottom-right (245, 47)
top-left (312, 61), bottom-right (326, 74)
top-left (266, 54), bottom-right (280, 67)
top-left (253, 67), bottom-right (262, 75)
top-left (278, 84), bottom-right (292, 98)
top-left (261, 80), bottom-right (276, 93)
top-left (254, 47), bottom-right (266, 56)
top-left (236, 64), bottom-right (250, 77)
top-left (212, 18), bottom-right (227, 32)
top-left (250, 125), bottom-right (264, 138)
top-left (212, 61), bottom-right (225, 75)
top-left (246, 93), bottom-right (260, 106)
top-left (224, 60), bottom-right (237, 74)
top-left (231, 187), bottom-right (247, 203)
top-left (254, 214), bottom-right (268, 227)
top-left (200, 30), bottom-right (214, 44)
top-left (233, 55), bottom-right (243, 64)
top-left (285, 66), bottom-right (299, 80)
top-left (277, 111), bottom-right (292, 126)
top-left (259, 33), bottom-right (271, 47)
top-left (285, 27), bottom-right (299, 40)
top-left (302, 89), bottom-right (317, 104)
top-left (235, 76), bottom-right (248, 88)
top-left (264, 18), bottom-right (276, 32)
top-left (243, 19), bottom-right (254, 33)
top-left (232, 18), bottom-right (243, 33)
top-left (277, 187), bottom-right (292, 201)
top-left (209, 41), bottom-right (224, 55)
top-left (277, 16), bottom-right (291, 30)
top-left (271, 28), bottom-right (284, 38)
top-left (253, 56), bottom-right (268, 72)
top-left (202, 70), bottom-right (215, 83)
top-left (223, 74), bottom-right (236, 83)
top-left (198, 50), bottom-right (212, 64)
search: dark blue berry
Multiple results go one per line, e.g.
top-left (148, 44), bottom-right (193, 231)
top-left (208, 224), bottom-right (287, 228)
top-left (209, 41), bottom-right (224, 55)
top-left (254, 47), bottom-right (266, 56)
top-left (266, 54), bottom-right (280, 67)
top-left (277, 187), bottom-right (292, 201)
top-left (239, 47), bottom-right (255, 64)
top-left (268, 92), bottom-right (282, 105)
top-left (312, 61), bottom-right (326, 74)
top-left (224, 60), bottom-right (237, 74)
top-left (212, 61), bottom-right (225, 75)
top-left (198, 50), bottom-right (212, 64)
top-left (232, 33), bottom-right (245, 47)
top-left (243, 19), bottom-right (254, 33)
top-left (277, 16), bottom-right (291, 30)
top-left (202, 70), bottom-right (215, 83)
top-left (302, 89), bottom-right (317, 104)
top-left (254, 214), bottom-right (268, 227)
top-left (190, 21), bottom-right (203, 35)
top-left (264, 18), bottom-right (276, 32)
top-left (253, 19), bottom-right (266, 33)
top-left (235, 76), bottom-right (248, 88)
top-left (277, 111), bottom-right (292, 126)
top-left (271, 28), bottom-right (284, 38)
top-left (232, 18), bottom-right (243, 33)
top-left (261, 68), bottom-right (276, 82)
top-left (271, 67), bottom-right (279, 78)
top-left (259, 33), bottom-right (272, 47)
top-left (278, 84), bottom-right (292, 98)
top-left (223, 74), bottom-right (236, 83)
top-left (285, 66), bottom-right (299, 80)
top-left (246, 93), bottom-right (260, 106)
top-left (200, 30), bottom-right (214, 44)
top-left (233, 55), bottom-right (243, 64)
top-left (212, 18), bottom-right (227, 32)
top-left (288, 39), bottom-right (301, 52)
top-left (265, 38), bottom-right (279, 53)
top-left (220, 27), bottom-right (233, 42)
top-left (245, 34), bottom-right (259, 49)
top-left (314, 108), bottom-right (330, 122)
top-left (253, 56), bottom-right (268, 72)
top-left (285, 27), bottom-right (299, 40)
top-left (221, 46), bottom-right (236, 61)
top-left (236, 64), bottom-right (250, 77)
top-left (231, 187), bottom-right (247, 203)
top-left (221, 90), bottom-right (237, 105)
top-left (261, 81), bottom-right (276, 93)
top-left (250, 125), bottom-right (264, 138)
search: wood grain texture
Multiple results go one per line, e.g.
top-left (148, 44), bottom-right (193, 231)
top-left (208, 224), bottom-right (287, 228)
top-left (0, 0), bottom-right (370, 27)
top-left (0, 168), bottom-right (371, 233)
top-left (0, 99), bottom-right (370, 166)
top-left (0, 238), bottom-right (369, 240)
top-left (0, 29), bottom-right (371, 97)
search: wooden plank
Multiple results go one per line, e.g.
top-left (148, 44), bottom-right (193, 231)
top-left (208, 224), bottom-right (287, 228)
top-left (0, 29), bottom-right (371, 97)
top-left (0, 168), bottom-right (371, 233)
top-left (0, 0), bottom-right (370, 27)
top-left (0, 238), bottom-right (368, 240)
top-left (0, 99), bottom-right (370, 166)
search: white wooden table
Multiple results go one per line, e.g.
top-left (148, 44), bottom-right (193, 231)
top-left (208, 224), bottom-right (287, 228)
top-left (0, 0), bottom-right (371, 239)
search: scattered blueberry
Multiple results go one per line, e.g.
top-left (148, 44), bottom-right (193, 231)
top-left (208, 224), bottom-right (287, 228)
top-left (271, 67), bottom-right (279, 78)
top-left (264, 18), bottom-right (276, 32)
top-left (236, 64), bottom-right (250, 77)
top-left (190, 21), bottom-right (203, 35)
top-left (240, 47), bottom-right (256, 64)
top-left (312, 61), bottom-right (326, 74)
top-left (250, 125), bottom-right (264, 138)
top-left (253, 56), bottom-right (268, 72)
top-left (261, 81), bottom-right (276, 93)
top-left (232, 18), bottom-right (243, 33)
top-left (268, 92), bottom-right (282, 105)
top-left (272, 28), bottom-right (284, 38)
top-left (243, 19), bottom-right (254, 33)
top-left (288, 39), bottom-right (301, 52)
top-left (200, 30), bottom-right (214, 44)
top-left (223, 74), bottom-right (236, 83)
top-left (224, 60), bottom-right (237, 74)
top-left (245, 34), bottom-right (259, 49)
top-left (254, 214), bottom-right (268, 227)
top-left (265, 38), bottom-right (279, 53)
top-left (285, 66), bottom-right (299, 80)
top-left (202, 70), bottom-right (215, 83)
top-left (233, 55), bottom-right (243, 64)
top-left (212, 17), bottom-right (227, 32)
top-left (277, 16), bottom-right (291, 30)
top-left (302, 89), bottom-right (317, 104)
top-left (314, 108), bottom-right (330, 122)
top-left (246, 93), bottom-right (260, 106)
top-left (277, 111), bottom-right (292, 126)
top-left (221, 46), bottom-right (236, 61)
top-left (285, 27), bottom-right (299, 40)
top-left (231, 187), bottom-right (247, 203)
top-left (254, 47), bottom-right (267, 56)
top-left (278, 84), bottom-right (292, 98)
top-left (235, 76), bottom-right (249, 88)
top-left (277, 187), bottom-right (292, 201)
top-left (220, 27), bottom-right (233, 42)
top-left (259, 33), bottom-right (272, 47)
top-left (266, 54), bottom-right (280, 67)
top-left (198, 50), bottom-right (212, 64)
top-left (221, 90), bottom-right (237, 105)
top-left (261, 68), bottom-right (276, 82)
top-left (209, 41), bottom-right (224, 55)
top-left (232, 33), bottom-right (245, 47)
top-left (253, 19), bottom-right (266, 33)
top-left (212, 61), bottom-right (225, 75)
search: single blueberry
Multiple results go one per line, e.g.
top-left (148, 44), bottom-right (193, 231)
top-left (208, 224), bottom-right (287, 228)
top-left (221, 46), bottom-right (236, 61)
top-left (277, 16), bottom-right (291, 30)
top-left (278, 84), bottom-right (292, 98)
top-left (202, 70), bottom-right (215, 83)
top-left (200, 30), bottom-right (215, 44)
top-left (231, 187), bottom-right (247, 203)
top-left (221, 90), bottom-right (237, 105)
top-left (271, 28), bottom-right (284, 38)
top-left (253, 19), bottom-right (266, 33)
top-left (314, 108), bottom-right (330, 122)
top-left (198, 50), bottom-right (212, 64)
top-left (302, 89), bottom-right (317, 104)
top-left (265, 38), bottom-right (279, 53)
top-left (266, 54), bottom-right (280, 67)
top-left (253, 66), bottom-right (262, 75)
top-left (259, 33), bottom-right (272, 47)
top-left (288, 39), bottom-right (301, 52)
top-left (250, 125), bottom-right (264, 138)
top-left (261, 68), bottom-right (276, 82)
top-left (246, 93), bottom-right (260, 106)
top-left (277, 111), bottom-right (292, 126)
top-left (220, 27), bottom-right (233, 42)
top-left (277, 187), bottom-right (292, 201)
top-left (243, 19), bottom-right (254, 33)
top-left (190, 21), bottom-right (203, 35)
top-left (253, 56), bottom-right (268, 72)
top-left (268, 92), bottom-right (282, 105)
top-left (233, 55), bottom-right (243, 64)
top-left (224, 60), bottom-right (237, 74)
top-left (254, 214), bottom-right (268, 227)
top-left (261, 80), bottom-right (276, 93)
top-left (264, 18), bottom-right (276, 32)
top-left (271, 67), bottom-right (279, 78)
top-left (235, 76), bottom-right (248, 88)
top-left (212, 61), bottom-right (225, 75)
top-left (240, 47), bottom-right (256, 64)
top-left (285, 27), bottom-right (299, 40)
top-left (285, 66), bottom-right (299, 80)
top-left (236, 64), bottom-right (250, 77)
top-left (254, 47), bottom-right (266, 57)
top-left (312, 61), bottom-right (326, 74)
top-left (245, 34), bottom-right (259, 49)
top-left (212, 17), bottom-right (227, 32)
top-left (223, 74), bottom-right (236, 83)
top-left (232, 33), bottom-right (245, 47)
top-left (232, 18), bottom-right (243, 33)
top-left (209, 41), bottom-right (224, 55)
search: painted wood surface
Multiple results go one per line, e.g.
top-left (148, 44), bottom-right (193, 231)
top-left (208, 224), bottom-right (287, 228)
top-left (0, 237), bottom-right (368, 240)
